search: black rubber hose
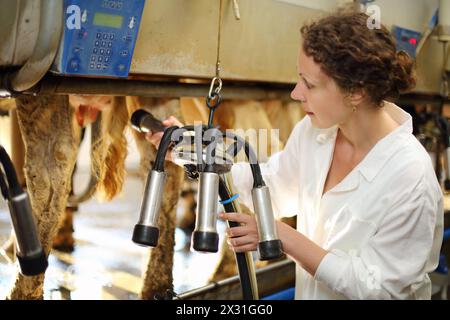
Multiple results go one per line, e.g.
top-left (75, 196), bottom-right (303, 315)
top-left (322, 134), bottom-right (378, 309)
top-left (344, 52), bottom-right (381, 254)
top-left (0, 145), bottom-right (22, 197)
top-left (153, 126), bottom-right (181, 172)
top-left (222, 132), bottom-right (264, 188)
top-left (0, 168), bottom-right (9, 200)
top-left (218, 177), bottom-right (256, 300)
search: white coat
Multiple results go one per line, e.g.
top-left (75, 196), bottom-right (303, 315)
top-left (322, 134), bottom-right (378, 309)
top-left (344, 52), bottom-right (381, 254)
top-left (231, 101), bottom-right (444, 299)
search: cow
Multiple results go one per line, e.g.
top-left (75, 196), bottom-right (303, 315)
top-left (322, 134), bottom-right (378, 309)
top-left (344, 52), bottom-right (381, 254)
top-left (1, 94), bottom-right (303, 299)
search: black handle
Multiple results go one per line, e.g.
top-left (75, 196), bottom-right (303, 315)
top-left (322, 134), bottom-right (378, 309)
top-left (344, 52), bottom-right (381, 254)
top-left (131, 109), bottom-right (166, 134)
top-left (17, 250), bottom-right (48, 276)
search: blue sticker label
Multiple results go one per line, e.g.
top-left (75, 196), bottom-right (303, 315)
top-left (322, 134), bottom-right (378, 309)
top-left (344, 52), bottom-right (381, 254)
top-left (53, 0), bottom-right (145, 78)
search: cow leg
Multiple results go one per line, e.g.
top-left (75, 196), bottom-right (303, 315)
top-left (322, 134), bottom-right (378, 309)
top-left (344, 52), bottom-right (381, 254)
top-left (127, 97), bottom-right (184, 300)
top-left (7, 95), bottom-right (79, 299)
top-left (141, 161), bottom-right (183, 300)
top-left (52, 162), bottom-right (79, 253)
top-left (51, 206), bottom-right (75, 252)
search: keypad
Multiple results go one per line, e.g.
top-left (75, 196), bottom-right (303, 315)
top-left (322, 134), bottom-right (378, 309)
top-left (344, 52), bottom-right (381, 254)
top-left (89, 32), bottom-right (115, 70)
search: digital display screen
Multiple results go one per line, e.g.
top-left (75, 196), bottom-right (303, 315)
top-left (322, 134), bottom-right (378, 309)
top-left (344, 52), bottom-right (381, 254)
top-left (93, 12), bottom-right (123, 29)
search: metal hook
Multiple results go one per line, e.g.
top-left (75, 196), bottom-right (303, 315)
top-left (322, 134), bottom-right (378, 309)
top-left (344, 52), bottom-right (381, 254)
top-left (206, 91), bottom-right (222, 110)
top-left (232, 0), bottom-right (241, 20)
top-left (208, 77), bottom-right (222, 99)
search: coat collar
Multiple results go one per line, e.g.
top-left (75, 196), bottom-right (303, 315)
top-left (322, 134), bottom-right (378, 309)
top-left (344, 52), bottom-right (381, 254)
top-left (315, 101), bottom-right (413, 192)
top-left (356, 101), bottom-right (412, 182)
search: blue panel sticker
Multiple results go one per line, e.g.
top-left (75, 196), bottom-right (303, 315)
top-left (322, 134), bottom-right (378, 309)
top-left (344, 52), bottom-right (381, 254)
top-left (392, 25), bottom-right (422, 59)
top-left (52, 0), bottom-right (145, 78)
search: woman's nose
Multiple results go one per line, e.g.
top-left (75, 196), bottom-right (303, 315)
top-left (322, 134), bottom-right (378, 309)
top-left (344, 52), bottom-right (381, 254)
top-left (291, 82), bottom-right (306, 102)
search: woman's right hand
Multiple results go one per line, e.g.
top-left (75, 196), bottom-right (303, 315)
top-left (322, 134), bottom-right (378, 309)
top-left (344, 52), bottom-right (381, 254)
top-left (144, 116), bottom-right (184, 162)
top-left (219, 212), bottom-right (260, 253)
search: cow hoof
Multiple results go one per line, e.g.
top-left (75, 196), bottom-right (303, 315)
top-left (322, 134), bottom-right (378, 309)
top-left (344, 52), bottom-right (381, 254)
top-left (52, 207), bottom-right (75, 253)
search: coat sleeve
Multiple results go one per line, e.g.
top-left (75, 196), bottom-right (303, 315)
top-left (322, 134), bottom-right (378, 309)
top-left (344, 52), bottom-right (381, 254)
top-left (314, 177), bottom-right (444, 299)
top-left (230, 118), bottom-right (306, 218)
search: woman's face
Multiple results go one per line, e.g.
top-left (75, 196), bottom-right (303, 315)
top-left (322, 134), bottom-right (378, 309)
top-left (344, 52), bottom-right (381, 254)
top-left (291, 47), bottom-right (352, 129)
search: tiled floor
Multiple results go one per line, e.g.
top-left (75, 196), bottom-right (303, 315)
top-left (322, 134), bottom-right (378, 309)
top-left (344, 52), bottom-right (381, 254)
top-left (0, 172), bottom-right (228, 300)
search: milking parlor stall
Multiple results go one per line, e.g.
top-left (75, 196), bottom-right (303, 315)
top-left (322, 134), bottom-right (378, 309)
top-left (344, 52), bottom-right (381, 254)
top-left (0, 0), bottom-right (449, 301)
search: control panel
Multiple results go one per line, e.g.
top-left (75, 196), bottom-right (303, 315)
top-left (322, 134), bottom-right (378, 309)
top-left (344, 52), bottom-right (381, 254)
top-left (52, 0), bottom-right (145, 78)
top-left (392, 25), bottom-right (421, 59)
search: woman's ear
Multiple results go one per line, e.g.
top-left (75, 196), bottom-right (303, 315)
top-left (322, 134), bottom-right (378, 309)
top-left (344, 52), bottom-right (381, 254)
top-left (347, 87), bottom-right (366, 106)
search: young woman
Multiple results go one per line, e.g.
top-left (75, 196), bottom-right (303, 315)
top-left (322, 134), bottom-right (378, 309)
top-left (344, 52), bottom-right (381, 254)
top-left (146, 12), bottom-right (444, 300)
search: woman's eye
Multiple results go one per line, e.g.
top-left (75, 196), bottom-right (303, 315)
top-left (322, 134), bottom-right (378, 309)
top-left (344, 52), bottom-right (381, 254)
top-left (302, 77), bottom-right (313, 89)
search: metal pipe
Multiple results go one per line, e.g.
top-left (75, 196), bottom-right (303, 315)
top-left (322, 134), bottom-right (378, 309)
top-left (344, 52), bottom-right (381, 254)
top-left (19, 74), bottom-right (450, 103)
top-left (192, 172), bottom-right (220, 252)
top-left (175, 258), bottom-right (294, 300)
top-left (131, 126), bottom-right (180, 247)
top-left (31, 75), bottom-right (293, 101)
top-left (132, 170), bottom-right (166, 247)
top-left (252, 186), bottom-right (279, 243)
top-left (8, 0), bottom-right (63, 92)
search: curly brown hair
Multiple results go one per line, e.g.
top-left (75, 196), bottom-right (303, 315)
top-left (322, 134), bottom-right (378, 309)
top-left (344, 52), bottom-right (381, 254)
top-left (301, 12), bottom-right (416, 106)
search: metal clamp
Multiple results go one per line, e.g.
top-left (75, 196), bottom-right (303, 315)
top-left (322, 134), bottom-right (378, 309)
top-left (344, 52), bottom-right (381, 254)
top-left (208, 76), bottom-right (223, 99)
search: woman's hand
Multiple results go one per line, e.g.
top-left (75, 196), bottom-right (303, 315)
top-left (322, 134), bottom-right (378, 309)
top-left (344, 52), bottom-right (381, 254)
top-left (219, 212), bottom-right (259, 252)
top-left (144, 116), bottom-right (184, 162)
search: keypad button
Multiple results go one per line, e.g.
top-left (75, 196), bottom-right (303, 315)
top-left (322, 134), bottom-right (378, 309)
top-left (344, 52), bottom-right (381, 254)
top-left (68, 58), bottom-right (80, 71)
top-left (95, 40), bottom-right (100, 46)
top-left (106, 49), bottom-right (111, 56)
top-left (108, 42), bottom-right (112, 48)
top-left (100, 49), bottom-right (105, 54)
top-left (105, 57), bottom-right (110, 63)
top-left (89, 63), bottom-right (95, 69)
top-left (98, 56), bottom-right (103, 62)
top-left (102, 41), bottom-right (107, 47)
top-left (77, 28), bottom-right (87, 39)
top-left (90, 55), bottom-right (96, 62)
top-left (93, 48), bottom-right (98, 54)
top-left (103, 34), bottom-right (108, 40)
top-left (96, 33), bottom-right (102, 39)
top-left (96, 64), bottom-right (102, 69)
top-left (110, 34), bottom-right (115, 40)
